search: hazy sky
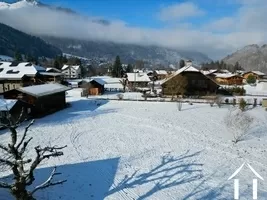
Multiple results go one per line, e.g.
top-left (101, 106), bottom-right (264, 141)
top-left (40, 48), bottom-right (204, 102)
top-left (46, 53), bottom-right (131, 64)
top-left (1, 0), bottom-right (267, 59)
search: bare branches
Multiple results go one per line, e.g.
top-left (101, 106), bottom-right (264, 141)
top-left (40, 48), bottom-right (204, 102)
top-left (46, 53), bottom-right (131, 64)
top-left (0, 158), bottom-right (14, 166)
top-left (27, 145), bottom-right (67, 186)
top-left (31, 167), bottom-right (67, 195)
top-left (0, 181), bottom-right (11, 189)
top-left (16, 120), bottom-right (35, 150)
top-left (224, 108), bottom-right (254, 143)
top-left (0, 117), bottom-right (67, 199)
top-left (0, 144), bottom-right (10, 153)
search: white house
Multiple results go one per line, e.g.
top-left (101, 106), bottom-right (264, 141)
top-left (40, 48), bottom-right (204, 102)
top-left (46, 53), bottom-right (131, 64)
top-left (126, 72), bottom-right (151, 89)
top-left (61, 65), bottom-right (81, 79)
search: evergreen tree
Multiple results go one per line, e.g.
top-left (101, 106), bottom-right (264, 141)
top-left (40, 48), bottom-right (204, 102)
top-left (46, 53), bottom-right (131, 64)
top-left (112, 56), bottom-right (123, 77)
top-left (14, 51), bottom-right (23, 62)
top-left (54, 60), bottom-right (61, 69)
top-left (126, 64), bottom-right (133, 73)
top-left (179, 59), bottom-right (185, 68)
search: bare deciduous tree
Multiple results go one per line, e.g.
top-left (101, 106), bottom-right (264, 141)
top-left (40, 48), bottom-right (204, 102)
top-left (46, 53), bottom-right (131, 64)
top-left (0, 112), bottom-right (66, 200)
top-left (165, 75), bottom-right (188, 101)
top-left (224, 109), bottom-right (254, 144)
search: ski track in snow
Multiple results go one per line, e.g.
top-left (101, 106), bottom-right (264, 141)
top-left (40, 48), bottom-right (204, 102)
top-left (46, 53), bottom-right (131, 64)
top-left (1, 91), bottom-right (267, 199)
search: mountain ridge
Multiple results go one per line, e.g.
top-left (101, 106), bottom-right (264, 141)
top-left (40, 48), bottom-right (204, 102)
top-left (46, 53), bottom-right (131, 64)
top-left (0, 22), bottom-right (62, 58)
top-left (222, 44), bottom-right (267, 73)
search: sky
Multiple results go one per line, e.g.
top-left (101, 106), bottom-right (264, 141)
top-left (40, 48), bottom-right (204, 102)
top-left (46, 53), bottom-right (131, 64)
top-left (1, 0), bottom-right (267, 59)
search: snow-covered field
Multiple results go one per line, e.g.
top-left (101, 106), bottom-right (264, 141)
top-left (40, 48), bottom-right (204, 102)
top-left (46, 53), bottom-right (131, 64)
top-left (1, 89), bottom-right (267, 199)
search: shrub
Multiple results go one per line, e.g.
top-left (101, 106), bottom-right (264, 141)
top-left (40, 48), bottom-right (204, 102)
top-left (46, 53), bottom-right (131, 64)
top-left (225, 98), bottom-right (229, 104)
top-left (215, 95), bottom-right (223, 108)
top-left (239, 98), bottom-right (247, 111)
top-left (246, 74), bottom-right (257, 84)
top-left (233, 99), bottom-right (236, 106)
top-left (225, 108), bottom-right (254, 144)
top-left (117, 93), bottom-right (124, 100)
top-left (253, 98), bottom-right (257, 108)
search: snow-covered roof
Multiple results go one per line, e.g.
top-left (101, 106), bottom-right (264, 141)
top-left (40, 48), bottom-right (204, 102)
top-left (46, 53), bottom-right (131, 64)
top-left (46, 67), bottom-right (62, 73)
top-left (0, 62), bottom-right (45, 79)
top-left (104, 83), bottom-right (123, 89)
top-left (201, 69), bottom-right (218, 75)
top-left (17, 83), bottom-right (71, 98)
top-left (126, 73), bottom-right (151, 82)
top-left (251, 71), bottom-right (265, 76)
top-left (161, 65), bottom-right (199, 85)
top-left (215, 74), bottom-right (241, 79)
top-left (90, 78), bottom-right (106, 86)
top-left (155, 70), bottom-right (168, 75)
top-left (90, 76), bottom-right (121, 84)
top-left (39, 72), bottom-right (63, 77)
top-left (0, 99), bottom-right (17, 111)
top-left (62, 65), bottom-right (80, 71)
top-left (219, 69), bottom-right (230, 73)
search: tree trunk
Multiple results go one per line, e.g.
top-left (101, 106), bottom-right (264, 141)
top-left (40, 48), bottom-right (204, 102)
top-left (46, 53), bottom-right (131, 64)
top-left (11, 183), bottom-right (36, 200)
top-left (12, 189), bottom-right (35, 200)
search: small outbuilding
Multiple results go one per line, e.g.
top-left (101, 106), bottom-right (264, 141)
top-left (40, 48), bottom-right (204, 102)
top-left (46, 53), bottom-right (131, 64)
top-left (3, 83), bottom-right (70, 117)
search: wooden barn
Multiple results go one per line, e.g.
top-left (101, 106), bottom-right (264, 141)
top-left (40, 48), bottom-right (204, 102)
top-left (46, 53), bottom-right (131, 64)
top-left (3, 83), bottom-right (70, 117)
top-left (214, 74), bottom-right (243, 85)
top-left (161, 65), bottom-right (219, 96)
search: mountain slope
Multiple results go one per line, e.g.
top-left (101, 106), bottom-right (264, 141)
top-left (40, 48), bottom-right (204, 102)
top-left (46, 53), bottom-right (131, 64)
top-left (43, 36), bottom-right (212, 65)
top-left (0, 23), bottom-right (62, 58)
top-left (222, 44), bottom-right (267, 73)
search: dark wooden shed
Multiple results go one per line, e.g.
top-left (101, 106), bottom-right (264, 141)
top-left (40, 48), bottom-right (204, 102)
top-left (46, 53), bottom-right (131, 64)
top-left (84, 79), bottom-right (105, 95)
top-left (3, 83), bottom-right (70, 117)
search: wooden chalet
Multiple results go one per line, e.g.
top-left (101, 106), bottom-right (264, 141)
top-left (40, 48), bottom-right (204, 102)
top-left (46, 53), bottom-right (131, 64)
top-left (0, 62), bottom-right (63, 94)
top-left (126, 72), bottom-right (151, 89)
top-left (243, 71), bottom-right (265, 80)
top-left (3, 83), bottom-right (70, 117)
top-left (161, 65), bottom-right (219, 96)
top-left (154, 70), bottom-right (168, 80)
top-left (214, 74), bottom-right (243, 85)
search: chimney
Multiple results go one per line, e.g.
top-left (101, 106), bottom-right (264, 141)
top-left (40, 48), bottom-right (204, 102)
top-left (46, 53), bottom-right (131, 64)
top-left (185, 60), bottom-right (193, 66)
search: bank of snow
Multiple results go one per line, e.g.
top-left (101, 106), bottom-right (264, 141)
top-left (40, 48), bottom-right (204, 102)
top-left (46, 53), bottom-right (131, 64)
top-left (0, 89), bottom-right (267, 199)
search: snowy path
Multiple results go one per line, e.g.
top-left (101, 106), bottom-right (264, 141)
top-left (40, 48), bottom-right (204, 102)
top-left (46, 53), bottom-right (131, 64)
top-left (1, 92), bottom-right (267, 199)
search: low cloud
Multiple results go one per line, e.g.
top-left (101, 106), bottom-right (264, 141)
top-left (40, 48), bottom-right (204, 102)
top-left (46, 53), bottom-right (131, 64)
top-left (158, 2), bottom-right (204, 22)
top-left (0, 0), bottom-right (267, 59)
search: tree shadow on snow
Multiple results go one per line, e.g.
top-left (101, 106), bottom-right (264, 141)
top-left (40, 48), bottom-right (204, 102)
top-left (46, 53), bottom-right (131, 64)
top-left (0, 157), bottom-right (120, 200)
top-left (36, 99), bottom-right (117, 125)
top-left (107, 150), bottom-right (204, 200)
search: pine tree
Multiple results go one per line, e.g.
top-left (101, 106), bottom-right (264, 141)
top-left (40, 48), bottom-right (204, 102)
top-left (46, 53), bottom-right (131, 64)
top-left (112, 56), bottom-right (123, 77)
top-left (14, 51), bottom-right (23, 62)
top-left (126, 64), bottom-right (133, 73)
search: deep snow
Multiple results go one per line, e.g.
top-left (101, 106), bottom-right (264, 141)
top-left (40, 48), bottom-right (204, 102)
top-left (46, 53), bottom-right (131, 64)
top-left (1, 89), bottom-right (267, 199)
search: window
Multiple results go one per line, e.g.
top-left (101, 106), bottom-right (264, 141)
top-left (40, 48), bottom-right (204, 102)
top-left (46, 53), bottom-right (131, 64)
top-left (6, 70), bottom-right (19, 74)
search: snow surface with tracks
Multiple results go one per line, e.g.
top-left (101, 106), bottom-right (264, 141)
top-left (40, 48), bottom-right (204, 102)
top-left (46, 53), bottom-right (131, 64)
top-left (1, 90), bottom-right (267, 200)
